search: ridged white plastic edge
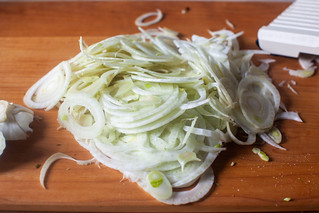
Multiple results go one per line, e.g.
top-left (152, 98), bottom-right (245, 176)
top-left (258, 0), bottom-right (319, 57)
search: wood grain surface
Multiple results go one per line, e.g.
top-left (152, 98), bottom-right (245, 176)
top-left (0, 1), bottom-right (319, 212)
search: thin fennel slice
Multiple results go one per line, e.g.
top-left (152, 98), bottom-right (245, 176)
top-left (259, 133), bottom-right (286, 151)
top-left (160, 167), bottom-right (215, 205)
top-left (24, 61), bottom-right (71, 111)
top-left (40, 152), bottom-right (95, 189)
top-left (24, 27), bottom-right (301, 204)
top-left (57, 93), bottom-right (105, 139)
top-left (276, 111), bottom-right (303, 122)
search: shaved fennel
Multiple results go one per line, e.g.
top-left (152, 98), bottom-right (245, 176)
top-left (0, 100), bottom-right (34, 155)
top-left (25, 27), bottom-right (301, 204)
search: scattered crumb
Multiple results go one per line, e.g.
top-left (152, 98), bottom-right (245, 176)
top-left (181, 7), bottom-right (190, 14)
top-left (35, 163), bottom-right (41, 169)
top-left (230, 161), bottom-right (236, 166)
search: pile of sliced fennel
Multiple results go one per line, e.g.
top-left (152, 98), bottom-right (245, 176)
top-left (0, 100), bottom-right (34, 155)
top-left (24, 27), bottom-right (302, 205)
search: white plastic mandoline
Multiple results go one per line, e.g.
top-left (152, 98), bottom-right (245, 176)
top-left (257, 0), bottom-right (319, 58)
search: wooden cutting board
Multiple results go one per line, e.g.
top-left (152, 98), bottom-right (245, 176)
top-left (0, 1), bottom-right (319, 212)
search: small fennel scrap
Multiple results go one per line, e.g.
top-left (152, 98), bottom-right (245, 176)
top-left (24, 27), bottom-right (301, 205)
top-left (284, 54), bottom-right (318, 78)
top-left (135, 9), bottom-right (163, 27)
